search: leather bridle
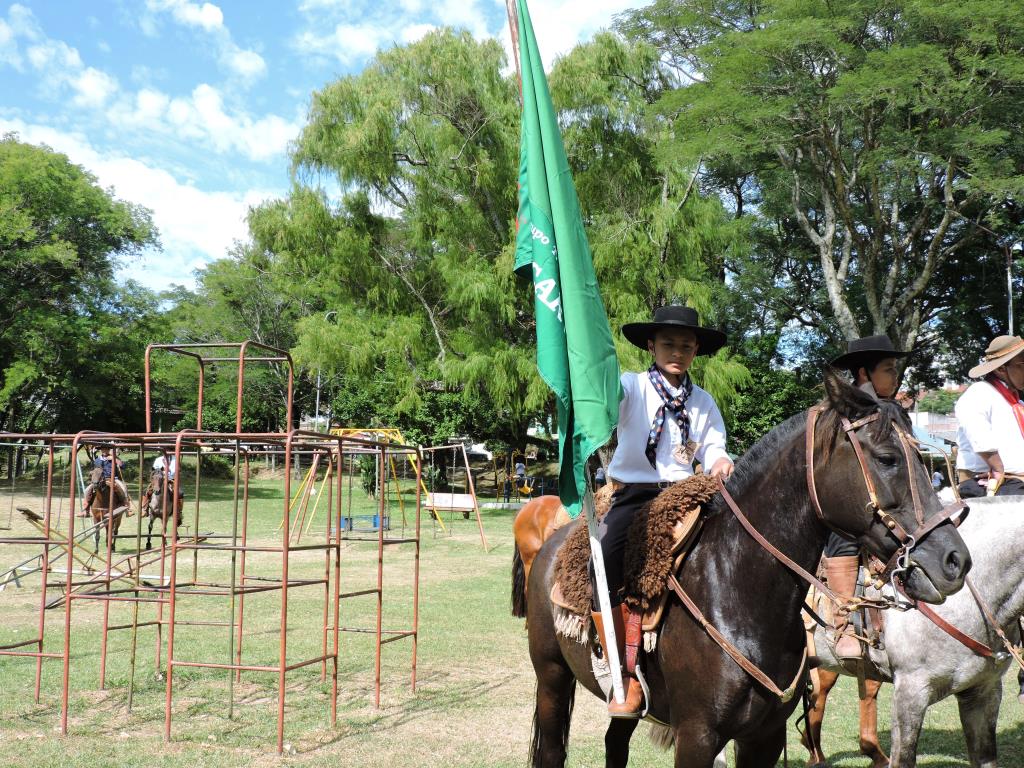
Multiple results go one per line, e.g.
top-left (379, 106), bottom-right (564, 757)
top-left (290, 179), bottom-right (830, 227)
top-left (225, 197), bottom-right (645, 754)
top-left (805, 404), bottom-right (967, 588)
top-left (666, 402), bottom-right (969, 702)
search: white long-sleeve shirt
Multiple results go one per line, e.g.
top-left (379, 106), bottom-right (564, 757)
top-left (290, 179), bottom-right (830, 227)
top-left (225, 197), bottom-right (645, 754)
top-left (954, 425), bottom-right (988, 473)
top-left (954, 381), bottom-right (1024, 474)
top-left (607, 371), bottom-right (730, 484)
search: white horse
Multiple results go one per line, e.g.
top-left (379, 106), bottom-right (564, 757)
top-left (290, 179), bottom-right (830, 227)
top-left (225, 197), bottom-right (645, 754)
top-left (812, 496), bottom-right (1024, 768)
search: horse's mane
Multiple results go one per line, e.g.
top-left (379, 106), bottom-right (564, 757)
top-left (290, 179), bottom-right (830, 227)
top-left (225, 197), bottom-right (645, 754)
top-left (715, 409), bottom-right (808, 507)
top-left (715, 395), bottom-right (912, 511)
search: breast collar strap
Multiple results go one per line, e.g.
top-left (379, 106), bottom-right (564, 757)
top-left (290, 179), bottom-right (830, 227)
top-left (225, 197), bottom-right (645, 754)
top-left (805, 404), bottom-right (966, 582)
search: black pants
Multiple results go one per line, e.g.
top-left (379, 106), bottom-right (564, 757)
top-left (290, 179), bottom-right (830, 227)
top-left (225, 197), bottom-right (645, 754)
top-left (825, 530), bottom-right (858, 558)
top-left (590, 483), bottom-right (662, 609)
top-left (958, 476), bottom-right (1024, 499)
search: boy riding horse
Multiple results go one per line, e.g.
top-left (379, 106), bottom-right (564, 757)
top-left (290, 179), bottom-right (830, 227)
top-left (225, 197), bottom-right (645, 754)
top-left (825, 334), bottom-right (907, 660)
top-left (595, 305), bottom-right (734, 718)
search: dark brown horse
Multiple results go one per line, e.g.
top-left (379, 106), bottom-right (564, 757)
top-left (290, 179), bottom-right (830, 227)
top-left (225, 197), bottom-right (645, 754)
top-left (142, 470), bottom-right (184, 551)
top-left (517, 376), bottom-right (972, 768)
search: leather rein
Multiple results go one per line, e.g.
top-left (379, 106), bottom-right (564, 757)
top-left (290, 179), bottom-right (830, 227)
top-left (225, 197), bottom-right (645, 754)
top-left (667, 403), bottom-right (966, 701)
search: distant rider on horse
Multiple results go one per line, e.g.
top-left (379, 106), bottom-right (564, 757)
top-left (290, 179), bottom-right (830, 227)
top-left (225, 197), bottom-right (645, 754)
top-left (83, 446), bottom-right (130, 516)
top-left (596, 305), bottom-right (734, 718)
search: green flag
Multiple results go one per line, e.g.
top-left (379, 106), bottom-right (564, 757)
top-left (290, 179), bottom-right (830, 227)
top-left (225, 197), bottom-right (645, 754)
top-left (513, 0), bottom-right (620, 518)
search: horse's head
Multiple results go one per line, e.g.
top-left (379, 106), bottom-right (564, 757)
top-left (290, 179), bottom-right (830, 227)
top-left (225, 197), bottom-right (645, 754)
top-left (811, 372), bottom-right (970, 603)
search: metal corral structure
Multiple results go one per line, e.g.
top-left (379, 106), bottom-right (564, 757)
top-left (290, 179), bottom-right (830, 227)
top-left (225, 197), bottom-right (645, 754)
top-left (0, 342), bottom-right (421, 754)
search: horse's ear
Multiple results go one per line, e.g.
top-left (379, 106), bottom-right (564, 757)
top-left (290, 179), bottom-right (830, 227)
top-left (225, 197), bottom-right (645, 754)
top-left (823, 368), bottom-right (877, 421)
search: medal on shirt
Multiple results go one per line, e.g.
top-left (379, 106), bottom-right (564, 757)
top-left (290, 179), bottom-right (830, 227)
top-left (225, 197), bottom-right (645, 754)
top-left (673, 440), bottom-right (698, 466)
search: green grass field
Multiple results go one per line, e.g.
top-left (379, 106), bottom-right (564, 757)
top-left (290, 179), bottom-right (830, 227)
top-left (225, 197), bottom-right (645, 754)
top-left (1, 472), bottom-right (1023, 767)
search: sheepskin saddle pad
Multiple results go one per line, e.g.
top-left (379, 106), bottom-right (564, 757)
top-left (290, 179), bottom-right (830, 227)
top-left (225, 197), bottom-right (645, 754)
top-left (550, 475), bottom-right (717, 639)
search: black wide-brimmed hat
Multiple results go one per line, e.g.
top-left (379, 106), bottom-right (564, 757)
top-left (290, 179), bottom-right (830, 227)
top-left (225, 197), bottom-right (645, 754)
top-left (621, 305), bottom-right (726, 355)
top-left (830, 334), bottom-right (907, 370)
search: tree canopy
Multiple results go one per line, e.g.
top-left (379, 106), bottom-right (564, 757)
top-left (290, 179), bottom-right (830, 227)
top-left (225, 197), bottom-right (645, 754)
top-left (621, 0), bottom-right (1024, 371)
top-left (0, 135), bottom-right (159, 435)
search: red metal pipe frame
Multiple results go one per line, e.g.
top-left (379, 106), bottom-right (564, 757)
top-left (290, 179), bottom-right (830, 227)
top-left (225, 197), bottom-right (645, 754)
top-left (3, 343), bottom-right (419, 748)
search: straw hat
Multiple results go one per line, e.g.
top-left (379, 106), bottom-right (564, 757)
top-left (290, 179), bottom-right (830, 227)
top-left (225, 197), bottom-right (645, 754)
top-left (968, 335), bottom-right (1024, 378)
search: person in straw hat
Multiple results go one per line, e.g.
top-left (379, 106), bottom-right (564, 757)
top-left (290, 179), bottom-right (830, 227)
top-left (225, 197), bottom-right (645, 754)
top-left (954, 335), bottom-right (1024, 497)
top-left (955, 333), bottom-right (1024, 703)
top-left (825, 334), bottom-right (907, 660)
top-left (595, 305), bottom-right (733, 718)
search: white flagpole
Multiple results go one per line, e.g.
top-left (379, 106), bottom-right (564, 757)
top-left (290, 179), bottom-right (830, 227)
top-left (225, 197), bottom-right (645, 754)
top-left (583, 487), bottom-right (625, 704)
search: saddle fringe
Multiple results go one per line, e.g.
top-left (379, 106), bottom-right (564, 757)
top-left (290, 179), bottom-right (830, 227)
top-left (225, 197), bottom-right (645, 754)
top-left (643, 630), bottom-right (657, 653)
top-left (553, 606), bottom-right (588, 644)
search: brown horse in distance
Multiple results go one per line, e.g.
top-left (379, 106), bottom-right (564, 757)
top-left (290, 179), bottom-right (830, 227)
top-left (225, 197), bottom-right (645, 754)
top-left (142, 470), bottom-right (184, 551)
top-left (84, 469), bottom-right (131, 553)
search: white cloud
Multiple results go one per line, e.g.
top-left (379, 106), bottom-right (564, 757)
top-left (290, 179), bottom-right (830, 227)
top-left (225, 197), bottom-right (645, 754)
top-left (108, 83), bottom-right (300, 163)
top-left (27, 39), bottom-right (82, 70)
top-left (0, 19), bottom-right (20, 69)
top-left (71, 67), bottom-right (119, 108)
top-left (512, 0), bottom-right (641, 69)
top-left (6, 4), bottom-right (37, 37)
top-left (145, 0), bottom-right (266, 82)
top-left (225, 46), bottom-right (266, 79)
top-left (401, 23), bottom-right (435, 45)
top-left (147, 0), bottom-right (224, 32)
top-left (0, 118), bottom-right (279, 291)
top-left (291, 0), bottom-right (639, 70)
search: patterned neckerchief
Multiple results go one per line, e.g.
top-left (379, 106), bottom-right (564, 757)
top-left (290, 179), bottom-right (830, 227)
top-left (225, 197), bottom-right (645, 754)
top-left (645, 364), bottom-right (692, 468)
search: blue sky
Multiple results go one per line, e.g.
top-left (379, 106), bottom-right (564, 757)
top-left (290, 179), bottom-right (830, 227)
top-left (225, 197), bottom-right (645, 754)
top-left (1, 0), bottom-right (644, 291)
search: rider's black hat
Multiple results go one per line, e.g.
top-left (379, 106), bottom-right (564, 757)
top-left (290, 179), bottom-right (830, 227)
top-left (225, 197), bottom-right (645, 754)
top-left (622, 305), bottom-right (726, 355)
top-left (830, 335), bottom-right (907, 370)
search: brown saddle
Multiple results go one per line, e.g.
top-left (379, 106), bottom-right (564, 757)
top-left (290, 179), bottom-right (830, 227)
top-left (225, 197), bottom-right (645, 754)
top-left (550, 475), bottom-right (717, 633)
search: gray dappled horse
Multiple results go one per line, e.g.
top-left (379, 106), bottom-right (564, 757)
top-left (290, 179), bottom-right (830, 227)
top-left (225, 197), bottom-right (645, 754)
top-left (810, 496), bottom-right (1024, 768)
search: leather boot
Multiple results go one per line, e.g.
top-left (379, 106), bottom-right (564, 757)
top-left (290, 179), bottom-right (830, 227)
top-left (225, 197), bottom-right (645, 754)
top-left (826, 556), bottom-right (862, 660)
top-left (592, 606), bottom-right (644, 718)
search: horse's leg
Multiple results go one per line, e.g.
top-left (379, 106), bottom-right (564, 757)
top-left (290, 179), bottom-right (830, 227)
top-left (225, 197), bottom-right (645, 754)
top-left (802, 667), bottom-right (837, 768)
top-left (603, 716), bottom-right (638, 768)
top-left (889, 675), bottom-right (932, 768)
top-left (146, 513), bottom-right (155, 551)
top-left (529, 659), bottom-right (576, 768)
top-left (859, 678), bottom-right (889, 768)
top-left (734, 725), bottom-right (786, 768)
top-left (955, 678), bottom-right (1001, 768)
top-left (672, 722), bottom-right (725, 768)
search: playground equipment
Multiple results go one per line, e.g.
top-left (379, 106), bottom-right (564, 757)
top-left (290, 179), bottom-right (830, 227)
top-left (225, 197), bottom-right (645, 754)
top-left (0, 341), bottom-right (421, 754)
top-left (421, 442), bottom-right (488, 551)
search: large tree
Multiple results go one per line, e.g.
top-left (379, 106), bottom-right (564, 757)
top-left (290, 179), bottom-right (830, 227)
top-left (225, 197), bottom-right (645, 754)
top-left (621, 0), bottom-right (1024, 360)
top-left (0, 135), bottom-right (158, 437)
